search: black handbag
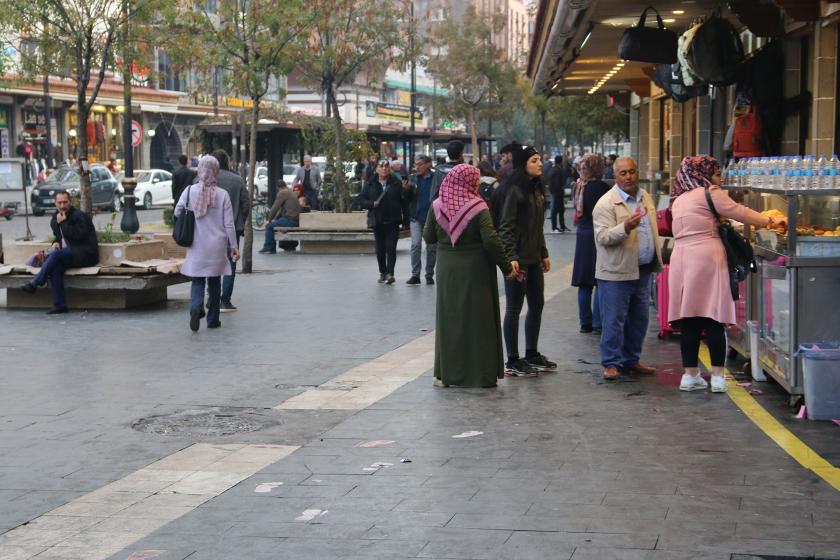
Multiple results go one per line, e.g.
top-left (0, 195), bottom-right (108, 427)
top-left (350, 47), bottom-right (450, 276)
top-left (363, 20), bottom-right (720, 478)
top-left (365, 186), bottom-right (388, 229)
top-left (653, 62), bottom-right (707, 103)
top-left (704, 187), bottom-right (756, 301)
top-left (172, 185), bottom-right (195, 247)
top-left (618, 7), bottom-right (678, 64)
top-left (683, 14), bottom-right (744, 86)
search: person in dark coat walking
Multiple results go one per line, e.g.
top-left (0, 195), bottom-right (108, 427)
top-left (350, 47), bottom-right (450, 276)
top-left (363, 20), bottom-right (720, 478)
top-left (211, 149), bottom-right (249, 312)
top-left (20, 191), bottom-right (99, 314)
top-left (547, 155), bottom-right (568, 233)
top-left (497, 144), bottom-right (556, 376)
top-left (359, 160), bottom-right (412, 284)
top-left (571, 154), bottom-right (611, 333)
top-left (171, 154), bottom-right (197, 207)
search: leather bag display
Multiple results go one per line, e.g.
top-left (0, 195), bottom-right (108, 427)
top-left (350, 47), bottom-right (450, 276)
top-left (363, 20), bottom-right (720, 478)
top-left (653, 62), bottom-right (708, 103)
top-left (172, 185), bottom-right (196, 247)
top-left (617, 7), bottom-right (678, 64)
top-left (704, 187), bottom-right (756, 301)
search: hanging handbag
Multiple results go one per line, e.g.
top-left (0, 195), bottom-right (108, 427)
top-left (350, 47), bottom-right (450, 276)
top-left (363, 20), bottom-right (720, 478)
top-left (617, 6), bottom-right (678, 64)
top-left (365, 184), bottom-right (388, 229)
top-left (653, 62), bottom-right (707, 103)
top-left (656, 206), bottom-right (673, 237)
top-left (172, 185), bottom-right (196, 247)
top-left (704, 187), bottom-right (756, 301)
top-left (684, 13), bottom-right (745, 86)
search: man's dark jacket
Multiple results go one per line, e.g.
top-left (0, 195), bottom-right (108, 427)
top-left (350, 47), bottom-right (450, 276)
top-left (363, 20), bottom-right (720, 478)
top-left (547, 165), bottom-right (566, 198)
top-left (50, 207), bottom-right (99, 267)
top-left (407, 171), bottom-right (434, 220)
top-left (217, 169), bottom-right (249, 236)
top-left (171, 165), bottom-right (197, 205)
top-left (359, 175), bottom-right (410, 225)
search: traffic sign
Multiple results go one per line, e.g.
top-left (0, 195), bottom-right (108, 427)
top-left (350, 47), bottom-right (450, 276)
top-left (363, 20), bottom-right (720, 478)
top-left (131, 120), bottom-right (142, 147)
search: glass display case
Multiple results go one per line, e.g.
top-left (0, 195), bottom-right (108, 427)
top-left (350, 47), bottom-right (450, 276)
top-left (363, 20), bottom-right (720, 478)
top-left (741, 187), bottom-right (840, 394)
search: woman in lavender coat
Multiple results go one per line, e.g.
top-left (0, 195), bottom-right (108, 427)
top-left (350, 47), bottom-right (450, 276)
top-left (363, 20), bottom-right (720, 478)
top-left (175, 156), bottom-right (240, 331)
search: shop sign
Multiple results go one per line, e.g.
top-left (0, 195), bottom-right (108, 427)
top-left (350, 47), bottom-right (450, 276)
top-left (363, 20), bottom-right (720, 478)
top-left (131, 120), bottom-right (142, 147)
top-left (365, 101), bottom-right (423, 123)
top-left (225, 97), bottom-right (255, 109)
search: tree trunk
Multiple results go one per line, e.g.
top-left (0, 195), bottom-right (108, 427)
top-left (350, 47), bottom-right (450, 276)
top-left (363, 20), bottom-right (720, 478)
top-left (469, 106), bottom-right (479, 165)
top-left (242, 100), bottom-right (260, 274)
top-left (330, 89), bottom-right (347, 213)
top-left (76, 91), bottom-right (93, 215)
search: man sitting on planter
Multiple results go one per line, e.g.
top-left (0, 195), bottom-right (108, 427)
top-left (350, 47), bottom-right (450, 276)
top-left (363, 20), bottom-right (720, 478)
top-left (259, 180), bottom-right (301, 254)
top-left (20, 191), bottom-right (99, 314)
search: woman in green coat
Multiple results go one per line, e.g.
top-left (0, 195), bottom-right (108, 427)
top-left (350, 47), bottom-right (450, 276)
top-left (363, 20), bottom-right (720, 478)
top-left (423, 164), bottom-right (518, 388)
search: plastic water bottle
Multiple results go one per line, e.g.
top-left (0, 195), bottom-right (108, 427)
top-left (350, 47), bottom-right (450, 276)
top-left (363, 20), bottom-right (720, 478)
top-left (815, 154), bottom-right (828, 189)
top-left (766, 156), bottom-right (780, 190)
top-left (822, 154), bottom-right (839, 189)
top-left (787, 155), bottom-right (802, 190)
top-left (800, 155), bottom-right (816, 189)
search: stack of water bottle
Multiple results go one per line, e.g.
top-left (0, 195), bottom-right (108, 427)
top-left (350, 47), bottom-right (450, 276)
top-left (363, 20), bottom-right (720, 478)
top-left (725, 155), bottom-right (840, 190)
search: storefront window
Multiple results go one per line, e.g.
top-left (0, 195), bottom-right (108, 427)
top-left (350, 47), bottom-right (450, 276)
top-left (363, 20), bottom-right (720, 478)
top-left (68, 106), bottom-right (125, 168)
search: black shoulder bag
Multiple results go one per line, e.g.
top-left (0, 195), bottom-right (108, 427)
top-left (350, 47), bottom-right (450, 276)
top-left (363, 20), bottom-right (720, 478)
top-left (704, 187), bottom-right (756, 301)
top-left (173, 185), bottom-right (196, 247)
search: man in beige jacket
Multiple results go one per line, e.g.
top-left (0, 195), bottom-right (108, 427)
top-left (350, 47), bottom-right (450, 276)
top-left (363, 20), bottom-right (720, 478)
top-left (593, 157), bottom-right (663, 380)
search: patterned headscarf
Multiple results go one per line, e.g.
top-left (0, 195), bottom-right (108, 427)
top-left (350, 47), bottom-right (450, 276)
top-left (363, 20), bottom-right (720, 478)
top-left (194, 155), bottom-right (220, 218)
top-left (432, 163), bottom-right (487, 246)
top-left (671, 155), bottom-right (720, 203)
top-left (579, 154), bottom-right (605, 181)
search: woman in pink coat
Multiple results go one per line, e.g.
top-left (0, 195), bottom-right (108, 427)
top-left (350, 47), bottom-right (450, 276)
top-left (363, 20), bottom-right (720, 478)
top-left (668, 156), bottom-right (777, 393)
top-left (175, 156), bottom-right (240, 332)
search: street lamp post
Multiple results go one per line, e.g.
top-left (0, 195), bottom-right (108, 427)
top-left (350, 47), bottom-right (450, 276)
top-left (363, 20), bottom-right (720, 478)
top-left (120, 0), bottom-right (139, 234)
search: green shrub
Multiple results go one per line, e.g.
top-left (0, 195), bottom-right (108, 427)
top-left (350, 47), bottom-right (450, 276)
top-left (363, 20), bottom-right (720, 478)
top-left (163, 208), bottom-right (174, 227)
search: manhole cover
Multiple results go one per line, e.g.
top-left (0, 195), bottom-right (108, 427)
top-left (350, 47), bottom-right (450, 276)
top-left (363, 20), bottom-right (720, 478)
top-left (132, 407), bottom-right (276, 437)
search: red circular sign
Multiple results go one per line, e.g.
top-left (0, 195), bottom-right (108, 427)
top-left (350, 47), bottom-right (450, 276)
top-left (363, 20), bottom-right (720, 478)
top-left (131, 120), bottom-right (142, 147)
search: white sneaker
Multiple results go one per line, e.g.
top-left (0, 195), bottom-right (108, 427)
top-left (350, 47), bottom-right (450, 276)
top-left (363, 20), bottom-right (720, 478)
top-left (710, 375), bottom-right (728, 393)
top-left (679, 373), bottom-right (708, 392)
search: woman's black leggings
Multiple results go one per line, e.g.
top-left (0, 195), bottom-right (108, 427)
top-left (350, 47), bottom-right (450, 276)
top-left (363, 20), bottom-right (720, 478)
top-left (679, 317), bottom-right (726, 368)
top-left (503, 262), bottom-right (544, 360)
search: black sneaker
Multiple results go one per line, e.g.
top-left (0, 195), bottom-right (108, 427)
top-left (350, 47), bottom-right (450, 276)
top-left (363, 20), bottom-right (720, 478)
top-left (385, 275), bottom-right (395, 285)
top-left (46, 305), bottom-right (68, 315)
top-left (504, 359), bottom-right (538, 377)
top-left (580, 325), bottom-right (593, 333)
top-left (406, 276), bottom-right (421, 285)
top-left (219, 302), bottom-right (237, 313)
top-left (526, 353), bottom-right (557, 371)
top-left (207, 321), bottom-right (221, 329)
top-left (378, 274), bottom-right (387, 283)
top-left (258, 247), bottom-right (276, 254)
top-left (20, 283), bottom-right (36, 294)
top-left (426, 276), bottom-right (435, 285)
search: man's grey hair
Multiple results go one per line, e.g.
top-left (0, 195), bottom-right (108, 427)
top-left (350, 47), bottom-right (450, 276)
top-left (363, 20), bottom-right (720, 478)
top-left (614, 156), bottom-right (637, 169)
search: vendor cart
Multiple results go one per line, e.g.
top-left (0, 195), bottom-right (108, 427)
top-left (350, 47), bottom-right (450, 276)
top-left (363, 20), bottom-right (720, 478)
top-left (741, 186), bottom-right (840, 395)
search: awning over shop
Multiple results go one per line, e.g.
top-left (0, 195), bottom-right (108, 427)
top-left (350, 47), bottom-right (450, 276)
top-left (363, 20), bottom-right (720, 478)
top-left (528, 0), bottom-right (753, 97)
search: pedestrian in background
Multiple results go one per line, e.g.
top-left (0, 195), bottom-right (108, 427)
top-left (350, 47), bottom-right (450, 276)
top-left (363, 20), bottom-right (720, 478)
top-left (477, 160), bottom-right (499, 206)
top-left (497, 144), bottom-right (556, 376)
top-left (431, 140), bottom-right (465, 200)
top-left (604, 154), bottom-right (617, 180)
top-left (497, 143), bottom-right (514, 182)
top-left (211, 149), bottom-right (249, 313)
top-left (547, 155), bottom-right (569, 233)
top-left (293, 155), bottom-right (322, 210)
top-left (171, 154), bottom-right (197, 207)
top-left (259, 180), bottom-right (301, 254)
top-left (359, 160), bottom-right (411, 284)
top-left (669, 156), bottom-right (775, 393)
top-left (571, 154), bottom-right (611, 334)
top-left (174, 156), bottom-right (239, 332)
top-left (406, 155), bottom-right (437, 285)
top-left (593, 156), bottom-right (661, 380)
top-left (423, 164), bottom-right (517, 387)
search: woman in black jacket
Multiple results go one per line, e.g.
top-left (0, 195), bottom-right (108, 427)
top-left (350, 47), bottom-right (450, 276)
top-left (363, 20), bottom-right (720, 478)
top-left (359, 160), bottom-right (412, 284)
top-left (496, 145), bottom-right (556, 376)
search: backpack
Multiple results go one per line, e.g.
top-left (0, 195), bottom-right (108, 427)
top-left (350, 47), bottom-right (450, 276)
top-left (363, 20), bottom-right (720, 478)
top-left (653, 62), bottom-right (707, 103)
top-left (683, 14), bottom-right (744, 86)
top-left (732, 105), bottom-right (765, 158)
top-left (478, 178), bottom-right (497, 205)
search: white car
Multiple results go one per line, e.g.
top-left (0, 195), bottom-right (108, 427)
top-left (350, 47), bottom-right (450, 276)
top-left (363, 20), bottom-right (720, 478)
top-left (254, 165), bottom-right (299, 198)
top-left (132, 169), bottom-right (173, 209)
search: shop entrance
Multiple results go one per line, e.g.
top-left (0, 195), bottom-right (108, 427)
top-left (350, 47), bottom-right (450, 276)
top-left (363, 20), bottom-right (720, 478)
top-left (150, 122), bottom-right (181, 170)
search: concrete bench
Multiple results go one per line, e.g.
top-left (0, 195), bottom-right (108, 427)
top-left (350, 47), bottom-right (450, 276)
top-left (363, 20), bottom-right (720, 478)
top-left (0, 273), bottom-right (189, 309)
top-left (274, 227), bottom-right (410, 255)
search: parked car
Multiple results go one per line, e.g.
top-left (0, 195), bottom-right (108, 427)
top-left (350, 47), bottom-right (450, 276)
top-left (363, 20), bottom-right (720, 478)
top-left (254, 164), bottom-right (298, 198)
top-left (31, 165), bottom-right (121, 216)
top-left (131, 169), bottom-right (174, 209)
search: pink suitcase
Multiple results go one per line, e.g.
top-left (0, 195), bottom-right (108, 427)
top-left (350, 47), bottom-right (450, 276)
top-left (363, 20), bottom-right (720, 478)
top-left (657, 264), bottom-right (679, 339)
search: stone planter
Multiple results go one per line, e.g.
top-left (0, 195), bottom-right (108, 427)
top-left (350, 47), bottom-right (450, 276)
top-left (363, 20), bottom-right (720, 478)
top-left (3, 239), bottom-right (164, 267)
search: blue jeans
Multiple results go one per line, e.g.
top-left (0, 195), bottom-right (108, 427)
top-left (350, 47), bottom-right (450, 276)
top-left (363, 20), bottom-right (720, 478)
top-left (33, 248), bottom-right (74, 307)
top-left (221, 235), bottom-right (241, 304)
top-left (263, 217), bottom-right (299, 250)
top-left (409, 219), bottom-right (436, 278)
top-left (577, 285), bottom-right (601, 329)
top-left (192, 276), bottom-right (221, 325)
top-left (598, 271), bottom-right (652, 368)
